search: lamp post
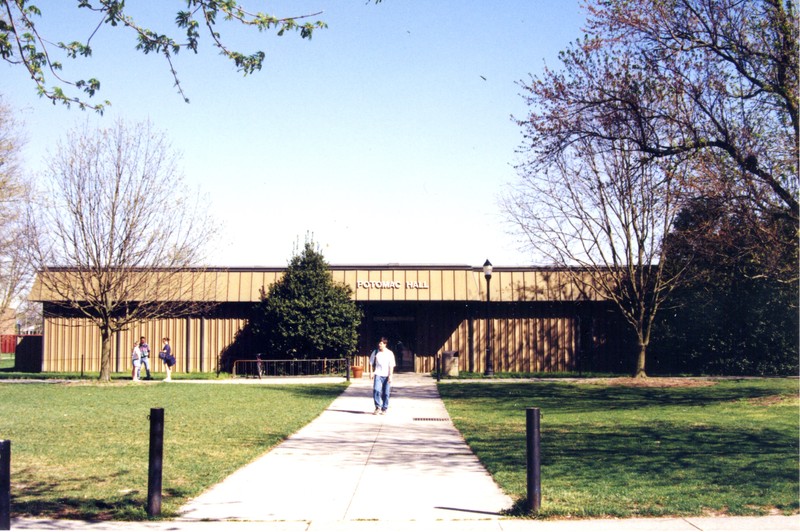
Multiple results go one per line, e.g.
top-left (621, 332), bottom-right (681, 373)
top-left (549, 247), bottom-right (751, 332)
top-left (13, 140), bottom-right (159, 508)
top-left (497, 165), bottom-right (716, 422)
top-left (483, 259), bottom-right (494, 377)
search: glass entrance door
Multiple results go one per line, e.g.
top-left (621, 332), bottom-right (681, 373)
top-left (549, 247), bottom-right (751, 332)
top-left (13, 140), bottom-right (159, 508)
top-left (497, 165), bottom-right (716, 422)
top-left (373, 316), bottom-right (415, 372)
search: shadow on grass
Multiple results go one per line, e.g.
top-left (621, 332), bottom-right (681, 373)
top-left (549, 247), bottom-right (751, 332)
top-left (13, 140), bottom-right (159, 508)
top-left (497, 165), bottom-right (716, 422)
top-left (11, 473), bottom-right (191, 521)
top-left (474, 422), bottom-right (798, 485)
top-left (442, 381), bottom-right (792, 414)
top-left (443, 381), bottom-right (799, 517)
top-left (3, 382), bottom-right (348, 521)
top-left (11, 479), bottom-right (158, 521)
top-left (499, 423), bottom-right (799, 517)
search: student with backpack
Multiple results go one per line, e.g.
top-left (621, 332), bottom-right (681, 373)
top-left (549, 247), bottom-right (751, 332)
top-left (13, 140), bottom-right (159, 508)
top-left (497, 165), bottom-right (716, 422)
top-left (160, 337), bottom-right (175, 381)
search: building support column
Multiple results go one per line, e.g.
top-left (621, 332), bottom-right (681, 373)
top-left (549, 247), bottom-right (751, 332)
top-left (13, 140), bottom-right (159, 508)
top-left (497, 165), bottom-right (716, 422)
top-left (185, 317), bottom-right (191, 373)
top-left (115, 332), bottom-right (121, 373)
top-left (199, 318), bottom-right (205, 373)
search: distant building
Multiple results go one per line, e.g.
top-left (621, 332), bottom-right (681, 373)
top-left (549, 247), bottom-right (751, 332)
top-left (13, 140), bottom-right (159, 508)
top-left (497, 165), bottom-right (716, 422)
top-left (29, 265), bottom-right (632, 374)
top-left (0, 307), bottom-right (14, 336)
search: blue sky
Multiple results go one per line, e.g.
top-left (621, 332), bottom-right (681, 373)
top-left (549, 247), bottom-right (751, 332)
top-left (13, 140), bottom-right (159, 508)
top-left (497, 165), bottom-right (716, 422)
top-left (4, 1), bottom-right (586, 268)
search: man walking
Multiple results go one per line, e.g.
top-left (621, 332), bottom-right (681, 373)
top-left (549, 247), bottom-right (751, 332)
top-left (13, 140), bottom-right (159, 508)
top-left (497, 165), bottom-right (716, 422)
top-left (138, 336), bottom-right (152, 380)
top-left (370, 337), bottom-right (396, 415)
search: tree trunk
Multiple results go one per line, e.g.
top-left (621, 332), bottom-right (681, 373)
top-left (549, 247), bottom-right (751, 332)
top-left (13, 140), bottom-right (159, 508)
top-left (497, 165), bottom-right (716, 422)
top-left (99, 327), bottom-right (113, 382)
top-left (634, 341), bottom-right (647, 378)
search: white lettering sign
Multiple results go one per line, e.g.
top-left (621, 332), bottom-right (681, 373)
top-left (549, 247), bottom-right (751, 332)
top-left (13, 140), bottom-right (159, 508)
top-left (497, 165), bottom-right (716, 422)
top-left (356, 280), bottom-right (429, 290)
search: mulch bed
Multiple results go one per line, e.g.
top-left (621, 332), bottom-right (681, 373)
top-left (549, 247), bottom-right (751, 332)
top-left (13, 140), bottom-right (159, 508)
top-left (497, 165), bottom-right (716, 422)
top-left (585, 377), bottom-right (718, 388)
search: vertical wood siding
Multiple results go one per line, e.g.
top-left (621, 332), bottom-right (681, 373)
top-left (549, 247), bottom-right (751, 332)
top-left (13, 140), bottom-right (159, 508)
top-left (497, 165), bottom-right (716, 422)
top-left (406, 303), bottom-right (580, 374)
top-left (42, 314), bottom-right (246, 375)
top-left (462, 315), bottom-right (576, 374)
top-left (40, 301), bottom-right (627, 375)
top-left (42, 312), bottom-right (582, 375)
top-left (35, 267), bottom-right (626, 374)
top-left (42, 318), bottom-right (99, 373)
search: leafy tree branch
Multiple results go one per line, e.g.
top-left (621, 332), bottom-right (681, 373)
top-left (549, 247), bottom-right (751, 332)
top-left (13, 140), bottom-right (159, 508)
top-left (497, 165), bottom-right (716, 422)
top-left (0, 1), bottom-right (329, 112)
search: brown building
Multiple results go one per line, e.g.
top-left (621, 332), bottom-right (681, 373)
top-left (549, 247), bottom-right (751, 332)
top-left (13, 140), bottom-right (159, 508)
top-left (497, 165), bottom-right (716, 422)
top-left (29, 265), bottom-right (632, 375)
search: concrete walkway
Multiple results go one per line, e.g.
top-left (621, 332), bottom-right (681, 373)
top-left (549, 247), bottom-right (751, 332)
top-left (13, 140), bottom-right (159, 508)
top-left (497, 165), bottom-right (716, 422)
top-left (179, 372), bottom-right (513, 522)
top-left (7, 372), bottom-right (800, 531)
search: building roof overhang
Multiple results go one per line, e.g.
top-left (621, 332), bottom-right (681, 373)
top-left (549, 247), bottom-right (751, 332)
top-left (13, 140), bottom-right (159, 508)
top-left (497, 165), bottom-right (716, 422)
top-left (30, 264), bottom-right (608, 303)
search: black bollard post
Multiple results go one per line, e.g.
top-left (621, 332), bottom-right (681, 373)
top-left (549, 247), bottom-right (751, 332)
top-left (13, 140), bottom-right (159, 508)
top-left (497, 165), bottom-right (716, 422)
top-left (0, 440), bottom-right (9, 530)
top-left (526, 407), bottom-right (541, 513)
top-left (147, 408), bottom-right (164, 517)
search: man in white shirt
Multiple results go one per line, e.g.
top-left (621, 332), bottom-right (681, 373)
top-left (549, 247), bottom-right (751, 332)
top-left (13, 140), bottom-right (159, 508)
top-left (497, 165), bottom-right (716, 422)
top-left (370, 337), bottom-right (396, 415)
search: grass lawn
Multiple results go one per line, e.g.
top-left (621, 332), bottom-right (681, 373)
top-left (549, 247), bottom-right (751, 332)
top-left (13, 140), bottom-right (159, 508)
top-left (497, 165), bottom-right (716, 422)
top-left (439, 377), bottom-right (799, 518)
top-left (0, 380), bottom-right (345, 520)
top-left (0, 369), bottom-right (236, 380)
top-left (0, 353), bottom-right (14, 371)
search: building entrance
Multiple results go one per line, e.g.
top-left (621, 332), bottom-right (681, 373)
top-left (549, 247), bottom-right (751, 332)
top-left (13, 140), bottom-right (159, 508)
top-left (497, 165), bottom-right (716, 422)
top-left (372, 316), bottom-right (415, 372)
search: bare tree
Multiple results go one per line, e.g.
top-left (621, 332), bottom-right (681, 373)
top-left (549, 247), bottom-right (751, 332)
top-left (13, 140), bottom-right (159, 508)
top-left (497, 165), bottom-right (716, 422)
top-left (517, 0), bottom-right (798, 283)
top-left (504, 139), bottom-right (686, 378)
top-left (14, 298), bottom-right (41, 334)
top-left (0, 97), bottom-right (30, 334)
top-left (27, 119), bottom-right (217, 381)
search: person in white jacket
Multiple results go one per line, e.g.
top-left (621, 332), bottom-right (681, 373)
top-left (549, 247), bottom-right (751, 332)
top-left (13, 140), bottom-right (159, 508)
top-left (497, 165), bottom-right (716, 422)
top-left (131, 342), bottom-right (142, 381)
top-left (370, 337), bottom-right (396, 415)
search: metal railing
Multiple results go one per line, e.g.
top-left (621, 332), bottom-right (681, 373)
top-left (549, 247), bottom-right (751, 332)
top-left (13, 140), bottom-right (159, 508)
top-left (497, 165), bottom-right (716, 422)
top-left (232, 358), bottom-right (348, 378)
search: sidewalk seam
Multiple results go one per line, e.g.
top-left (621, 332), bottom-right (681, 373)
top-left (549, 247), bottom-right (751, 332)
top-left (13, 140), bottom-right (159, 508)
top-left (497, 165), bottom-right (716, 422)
top-left (681, 517), bottom-right (704, 531)
top-left (341, 399), bottom-right (385, 521)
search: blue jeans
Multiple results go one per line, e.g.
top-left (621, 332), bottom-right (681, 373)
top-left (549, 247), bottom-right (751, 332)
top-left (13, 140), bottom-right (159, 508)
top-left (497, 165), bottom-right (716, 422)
top-left (138, 356), bottom-right (151, 378)
top-left (373, 375), bottom-right (391, 410)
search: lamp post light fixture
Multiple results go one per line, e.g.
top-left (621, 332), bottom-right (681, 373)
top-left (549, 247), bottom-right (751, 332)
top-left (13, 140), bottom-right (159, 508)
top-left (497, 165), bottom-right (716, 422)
top-left (483, 259), bottom-right (494, 377)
